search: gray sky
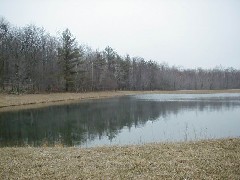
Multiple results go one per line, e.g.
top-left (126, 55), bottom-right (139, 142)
top-left (1, 0), bottom-right (240, 69)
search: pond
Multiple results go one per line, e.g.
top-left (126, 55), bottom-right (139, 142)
top-left (0, 93), bottom-right (240, 147)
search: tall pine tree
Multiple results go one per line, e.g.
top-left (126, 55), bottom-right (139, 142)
top-left (58, 29), bottom-right (81, 91)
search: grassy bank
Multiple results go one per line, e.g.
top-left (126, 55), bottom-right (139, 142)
top-left (0, 138), bottom-right (240, 179)
top-left (1, 89), bottom-right (240, 111)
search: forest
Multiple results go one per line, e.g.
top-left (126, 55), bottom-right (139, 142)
top-left (1, 17), bottom-right (240, 93)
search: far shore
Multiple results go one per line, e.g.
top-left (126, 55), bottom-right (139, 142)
top-left (1, 89), bottom-right (240, 112)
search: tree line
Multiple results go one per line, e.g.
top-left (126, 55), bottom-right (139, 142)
top-left (1, 17), bottom-right (240, 93)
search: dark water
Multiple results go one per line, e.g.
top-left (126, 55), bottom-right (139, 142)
top-left (0, 93), bottom-right (240, 147)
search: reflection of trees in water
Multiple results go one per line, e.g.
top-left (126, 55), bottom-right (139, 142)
top-left (0, 97), bottom-right (239, 147)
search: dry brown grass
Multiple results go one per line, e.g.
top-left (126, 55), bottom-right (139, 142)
top-left (1, 89), bottom-right (240, 112)
top-left (0, 138), bottom-right (240, 179)
top-left (0, 91), bottom-right (135, 112)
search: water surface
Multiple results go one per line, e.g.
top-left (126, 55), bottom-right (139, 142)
top-left (0, 93), bottom-right (240, 147)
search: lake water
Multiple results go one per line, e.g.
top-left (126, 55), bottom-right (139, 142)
top-left (0, 93), bottom-right (240, 147)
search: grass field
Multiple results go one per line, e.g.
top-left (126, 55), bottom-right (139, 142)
top-left (0, 138), bottom-right (239, 179)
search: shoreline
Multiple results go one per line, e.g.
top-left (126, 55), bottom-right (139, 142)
top-left (1, 89), bottom-right (240, 112)
top-left (0, 91), bottom-right (135, 112)
top-left (1, 138), bottom-right (239, 179)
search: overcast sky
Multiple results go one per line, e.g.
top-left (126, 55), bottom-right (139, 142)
top-left (1, 0), bottom-right (240, 69)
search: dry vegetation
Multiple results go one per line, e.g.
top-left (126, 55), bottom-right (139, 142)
top-left (0, 91), bottom-right (132, 108)
top-left (1, 89), bottom-right (240, 111)
top-left (0, 138), bottom-right (239, 179)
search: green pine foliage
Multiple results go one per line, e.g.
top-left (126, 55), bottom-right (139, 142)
top-left (58, 29), bottom-right (81, 91)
